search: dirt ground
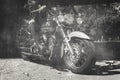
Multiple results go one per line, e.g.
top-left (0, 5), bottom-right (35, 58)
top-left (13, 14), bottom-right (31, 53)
top-left (0, 59), bottom-right (120, 80)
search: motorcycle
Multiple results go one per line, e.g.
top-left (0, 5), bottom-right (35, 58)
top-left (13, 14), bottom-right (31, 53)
top-left (17, 5), bottom-right (96, 74)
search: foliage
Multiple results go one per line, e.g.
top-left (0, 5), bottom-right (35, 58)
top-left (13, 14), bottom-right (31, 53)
top-left (74, 4), bottom-right (120, 40)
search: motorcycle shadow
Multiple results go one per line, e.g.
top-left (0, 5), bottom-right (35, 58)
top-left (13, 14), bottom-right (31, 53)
top-left (30, 58), bottom-right (69, 72)
top-left (86, 60), bottom-right (120, 75)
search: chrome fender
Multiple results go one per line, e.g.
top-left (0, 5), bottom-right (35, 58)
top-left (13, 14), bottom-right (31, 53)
top-left (68, 31), bottom-right (91, 40)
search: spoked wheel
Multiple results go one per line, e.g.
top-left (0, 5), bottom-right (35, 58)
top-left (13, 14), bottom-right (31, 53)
top-left (63, 38), bottom-right (96, 74)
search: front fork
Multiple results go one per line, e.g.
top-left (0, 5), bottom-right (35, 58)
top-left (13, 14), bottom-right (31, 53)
top-left (60, 28), bottom-right (74, 55)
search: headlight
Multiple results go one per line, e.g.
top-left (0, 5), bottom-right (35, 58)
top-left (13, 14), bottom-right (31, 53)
top-left (58, 15), bottom-right (64, 22)
top-left (77, 17), bottom-right (83, 25)
top-left (64, 14), bottom-right (74, 25)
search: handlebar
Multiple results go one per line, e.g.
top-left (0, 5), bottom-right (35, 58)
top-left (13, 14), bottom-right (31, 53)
top-left (31, 5), bottom-right (46, 13)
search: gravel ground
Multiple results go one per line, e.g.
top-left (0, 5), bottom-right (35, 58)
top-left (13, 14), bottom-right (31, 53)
top-left (0, 59), bottom-right (120, 80)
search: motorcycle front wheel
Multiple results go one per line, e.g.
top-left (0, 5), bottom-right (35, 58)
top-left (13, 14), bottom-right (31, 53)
top-left (62, 38), bottom-right (96, 74)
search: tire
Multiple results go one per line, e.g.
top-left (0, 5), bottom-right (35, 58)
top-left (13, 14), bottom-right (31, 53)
top-left (62, 38), bottom-right (96, 74)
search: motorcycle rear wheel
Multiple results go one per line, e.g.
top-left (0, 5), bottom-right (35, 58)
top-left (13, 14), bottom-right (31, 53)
top-left (62, 38), bottom-right (96, 74)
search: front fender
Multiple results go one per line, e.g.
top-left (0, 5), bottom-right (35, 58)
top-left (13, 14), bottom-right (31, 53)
top-left (68, 31), bottom-right (91, 40)
top-left (60, 31), bottom-right (91, 58)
